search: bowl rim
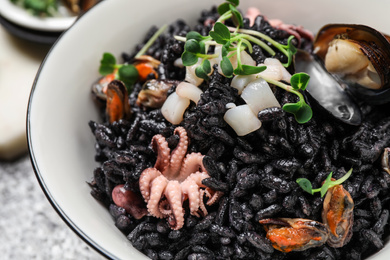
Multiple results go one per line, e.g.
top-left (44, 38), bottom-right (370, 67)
top-left (26, 1), bottom-right (112, 259)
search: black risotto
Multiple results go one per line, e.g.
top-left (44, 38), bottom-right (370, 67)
top-left (88, 6), bottom-right (390, 260)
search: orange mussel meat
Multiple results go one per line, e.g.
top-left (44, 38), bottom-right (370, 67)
top-left (322, 183), bottom-right (354, 248)
top-left (106, 80), bottom-right (132, 123)
top-left (259, 218), bottom-right (329, 253)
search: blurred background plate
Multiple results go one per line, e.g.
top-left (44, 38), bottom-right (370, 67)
top-left (0, 0), bottom-right (76, 32)
top-left (0, 14), bottom-right (62, 44)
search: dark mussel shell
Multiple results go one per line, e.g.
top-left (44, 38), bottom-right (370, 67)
top-left (313, 24), bottom-right (390, 104)
top-left (295, 50), bottom-right (362, 126)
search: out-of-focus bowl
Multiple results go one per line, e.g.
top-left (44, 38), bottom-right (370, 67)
top-left (0, 0), bottom-right (76, 31)
top-left (27, 0), bottom-right (390, 259)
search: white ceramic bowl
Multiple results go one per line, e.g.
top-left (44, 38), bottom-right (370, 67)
top-left (27, 0), bottom-right (390, 259)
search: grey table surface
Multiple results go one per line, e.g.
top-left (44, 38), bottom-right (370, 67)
top-left (0, 155), bottom-right (104, 260)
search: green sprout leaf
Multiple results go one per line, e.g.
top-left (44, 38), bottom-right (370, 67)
top-left (227, 0), bottom-right (239, 5)
top-left (296, 178), bottom-right (313, 195)
top-left (99, 53), bottom-right (117, 75)
top-left (234, 65), bottom-right (266, 75)
top-left (290, 72), bottom-right (310, 90)
top-left (229, 4), bottom-right (243, 28)
top-left (184, 39), bottom-right (201, 53)
top-left (199, 41), bottom-right (206, 54)
top-left (287, 35), bottom-right (297, 54)
top-left (210, 22), bottom-right (231, 44)
top-left (186, 31), bottom-right (205, 41)
top-left (241, 65), bottom-right (266, 75)
top-left (118, 64), bottom-right (138, 91)
top-left (182, 51), bottom-right (199, 66)
top-left (321, 172), bottom-right (333, 197)
top-left (221, 56), bottom-right (233, 78)
top-left (195, 59), bottom-right (211, 81)
top-left (217, 2), bottom-right (230, 15)
top-left (296, 168), bottom-right (353, 197)
top-left (283, 101), bottom-right (312, 124)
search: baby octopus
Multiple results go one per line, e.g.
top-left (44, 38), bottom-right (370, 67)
top-left (139, 126), bottom-right (223, 230)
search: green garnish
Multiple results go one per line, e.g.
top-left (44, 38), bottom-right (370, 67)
top-left (296, 168), bottom-right (353, 197)
top-left (98, 24), bottom-right (167, 92)
top-left (176, 0), bottom-right (312, 124)
top-left (99, 53), bottom-right (138, 92)
top-left (11, 0), bottom-right (57, 16)
top-left (178, 0), bottom-right (297, 77)
top-left (262, 73), bottom-right (313, 124)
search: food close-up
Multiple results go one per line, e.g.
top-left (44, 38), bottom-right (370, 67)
top-left (86, 1), bottom-right (390, 259)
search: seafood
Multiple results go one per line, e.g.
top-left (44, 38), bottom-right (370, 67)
top-left (161, 82), bottom-right (203, 124)
top-left (225, 78), bottom-right (280, 136)
top-left (259, 218), bottom-right (329, 252)
top-left (136, 79), bottom-right (179, 108)
top-left (111, 184), bottom-right (148, 220)
top-left (313, 24), bottom-right (390, 104)
top-left (381, 147), bottom-right (390, 174)
top-left (322, 183), bottom-right (354, 247)
top-left (133, 55), bottom-right (160, 81)
top-left (105, 80), bottom-right (132, 123)
top-left (138, 127), bottom-right (222, 230)
top-left (295, 49), bottom-right (362, 126)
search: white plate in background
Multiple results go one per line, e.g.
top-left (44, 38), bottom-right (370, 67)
top-left (0, 0), bottom-right (76, 31)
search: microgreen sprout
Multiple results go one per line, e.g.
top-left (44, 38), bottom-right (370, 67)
top-left (261, 73), bottom-right (312, 124)
top-left (176, 0), bottom-right (313, 124)
top-left (296, 168), bottom-right (353, 197)
top-left (99, 53), bottom-right (138, 92)
top-left (98, 24), bottom-right (167, 92)
top-left (177, 0), bottom-right (297, 80)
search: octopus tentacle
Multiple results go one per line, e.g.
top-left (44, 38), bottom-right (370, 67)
top-left (138, 127), bottom-right (222, 230)
top-left (181, 178), bottom-right (201, 217)
top-left (164, 180), bottom-right (184, 230)
top-left (152, 134), bottom-right (170, 174)
top-left (206, 189), bottom-right (224, 206)
top-left (166, 127), bottom-right (188, 179)
top-left (198, 189), bottom-right (208, 217)
top-left (139, 168), bottom-right (162, 202)
top-left (147, 175), bottom-right (168, 218)
top-left (158, 199), bottom-right (172, 216)
top-left (185, 171), bottom-right (210, 188)
top-left (178, 153), bottom-right (206, 182)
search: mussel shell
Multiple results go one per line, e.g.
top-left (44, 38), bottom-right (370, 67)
top-left (294, 50), bottom-right (362, 126)
top-left (313, 24), bottom-right (390, 104)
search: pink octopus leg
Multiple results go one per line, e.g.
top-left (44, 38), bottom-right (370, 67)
top-left (139, 168), bottom-right (161, 202)
top-left (164, 180), bottom-right (184, 230)
top-left (205, 189), bottom-right (224, 206)
top-left (147, 175), bottom-right (168, 218)
top-left (181, 178), bottom-right (201, 217)
top-left (185, 171), bottom-right (210, 188)
top-left (152, 134), bottom-right (170, 173)
top-left (166, 127), bottom-right (188, 179)
top-left (158, 199), bottom-right (172, 216)
top-left (178, 153), bottom-right (206, 182)
top-left (199, 189), bottom-right (208, 216)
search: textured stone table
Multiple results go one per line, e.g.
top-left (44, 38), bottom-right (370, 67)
top-left (0, 156), bottom-right (104, 259)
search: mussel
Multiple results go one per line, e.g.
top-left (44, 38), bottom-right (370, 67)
top-left (259, 218), bottom-right (329, 252)
top-left (136, 79), bottom-right (180, 109)
top-left (105, 80), bottom-right (132, 123)
top-left (314, 24), bottom-right (390, 104)
top-left (382, 147), bottom-right (390, 175)
top-left (295, 24), bottom-right (390, 125)
top-left (322, 183), bottom-right (354, 248)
